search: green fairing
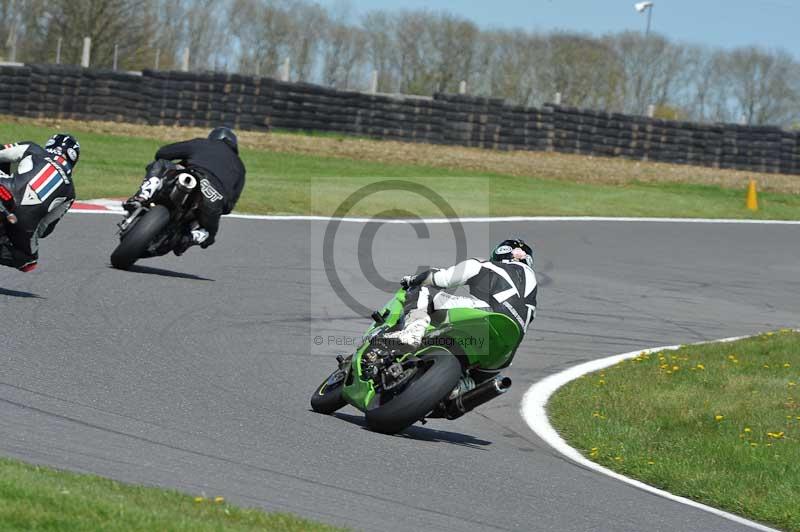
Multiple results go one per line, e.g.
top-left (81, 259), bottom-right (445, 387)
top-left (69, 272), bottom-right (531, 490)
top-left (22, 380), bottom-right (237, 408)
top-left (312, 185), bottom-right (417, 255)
top-left (341, 289), bottom-right (522, 412)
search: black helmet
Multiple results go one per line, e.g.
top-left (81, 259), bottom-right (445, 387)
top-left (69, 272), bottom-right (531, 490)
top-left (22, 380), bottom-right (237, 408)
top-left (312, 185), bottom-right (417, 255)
top-left (45, 133), bottom-right (80, 167)
top-left (491, 238), bottom-right (534, 268)
top-left (208, 126), bottom-right (238, 154)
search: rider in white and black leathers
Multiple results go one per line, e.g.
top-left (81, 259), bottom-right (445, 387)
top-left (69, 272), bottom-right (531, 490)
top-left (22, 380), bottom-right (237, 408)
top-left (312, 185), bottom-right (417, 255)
top-left (385, 238), bottom-right (538, 358)
top-left (0, 134), bottom-right (79, 272)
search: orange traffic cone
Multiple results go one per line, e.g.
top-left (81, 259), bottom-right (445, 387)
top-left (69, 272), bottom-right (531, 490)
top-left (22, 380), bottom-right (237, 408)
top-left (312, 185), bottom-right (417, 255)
top-left (746, 179), bottom-right (758, 211)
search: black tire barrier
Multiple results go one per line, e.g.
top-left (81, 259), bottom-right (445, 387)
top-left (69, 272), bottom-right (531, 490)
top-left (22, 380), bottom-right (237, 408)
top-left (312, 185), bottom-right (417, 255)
top-left (2, 63), bottom-right (800, 175)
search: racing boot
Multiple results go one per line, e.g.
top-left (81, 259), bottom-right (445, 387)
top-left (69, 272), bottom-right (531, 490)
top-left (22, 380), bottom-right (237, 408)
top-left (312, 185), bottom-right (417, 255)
top-left (123, 175), bottom-right (163, 213)
top-left (383, 309), bottom-right (430, 349)
top-left (448, 375), bottom-right (476, 400)
top-left (122, 195), bottom-right (146, 214)
top-left (173, 224), bottom-right (210, 256)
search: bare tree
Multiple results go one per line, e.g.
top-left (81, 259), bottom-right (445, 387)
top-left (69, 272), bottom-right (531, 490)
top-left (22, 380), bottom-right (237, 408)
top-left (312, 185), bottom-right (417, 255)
top-left (479, 30), bottom-right (545, 106)
top-left (231, 0), bottom-right (293, 76)
top-left (362, 10), bottom-right (399, 92)
top-left (545, 32), bottom-right (622, 109)
top-left (322, 3), bottom-right (367, 89)
top-left (720, 46), bottom-right (800, 125)
top-left (285, 0), bottom-right (327, 81)
top-left (18, 0), bottom-right (158, 69)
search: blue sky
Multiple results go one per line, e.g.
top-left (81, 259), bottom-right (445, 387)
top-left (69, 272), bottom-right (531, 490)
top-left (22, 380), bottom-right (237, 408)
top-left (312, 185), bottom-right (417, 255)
top-left (319, 0), bottom-right (800, 58)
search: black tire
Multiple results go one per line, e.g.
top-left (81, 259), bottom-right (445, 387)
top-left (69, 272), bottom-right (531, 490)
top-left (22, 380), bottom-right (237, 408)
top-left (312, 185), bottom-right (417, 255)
top-left (110, 205), bottom-right (171, 270)
top-left (365, 349), bottom-right (462, 435)
top-left (310, 370), bottom-right (347, 414)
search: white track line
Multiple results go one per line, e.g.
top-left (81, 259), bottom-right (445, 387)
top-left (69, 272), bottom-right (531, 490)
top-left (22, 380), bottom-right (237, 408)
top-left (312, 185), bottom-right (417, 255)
top-left (520, 336), bottom-right (778, 532)
top-left (68, 209), bottom-right (800, 225)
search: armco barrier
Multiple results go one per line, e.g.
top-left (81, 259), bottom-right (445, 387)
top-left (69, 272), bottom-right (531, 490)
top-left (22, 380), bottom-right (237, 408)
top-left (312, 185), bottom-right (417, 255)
top-left (1, 63), bottom-right (798, 175)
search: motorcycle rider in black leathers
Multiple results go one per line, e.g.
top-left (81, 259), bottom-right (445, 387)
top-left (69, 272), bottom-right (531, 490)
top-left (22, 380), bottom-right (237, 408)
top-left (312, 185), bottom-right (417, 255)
top-left (0, 134), bottom-right (79, 272)
top-left (123, 127), bottom-right (246, 255)
top-left (385, 238), bottom-right (538, 392)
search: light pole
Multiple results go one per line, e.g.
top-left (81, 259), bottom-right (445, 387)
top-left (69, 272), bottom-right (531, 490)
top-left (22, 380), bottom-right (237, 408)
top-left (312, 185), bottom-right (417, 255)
top-left (635, 2), bottom-right (654, 35)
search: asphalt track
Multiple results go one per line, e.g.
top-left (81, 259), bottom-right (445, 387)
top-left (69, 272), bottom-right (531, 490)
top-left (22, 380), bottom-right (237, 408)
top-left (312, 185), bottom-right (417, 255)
top-left (1, 213), bottom-right (798, 531)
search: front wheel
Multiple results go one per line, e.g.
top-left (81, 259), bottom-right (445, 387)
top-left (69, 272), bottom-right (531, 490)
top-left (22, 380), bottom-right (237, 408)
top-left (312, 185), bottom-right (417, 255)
top-left (310, 369), bottom-right (347, 414)
top-left (365, 349), bottom-right (462, 435)
top-left (110, 205), bottom-right (171, 270)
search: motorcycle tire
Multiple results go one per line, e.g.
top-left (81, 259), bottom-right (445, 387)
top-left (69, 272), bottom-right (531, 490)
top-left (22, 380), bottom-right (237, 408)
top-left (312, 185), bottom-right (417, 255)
top-left (310, 370), bottom-right (347, 415)
top-left (110, 205), bottom-right (171, 270)
top-left (365, 348), bottom-right (461, 435)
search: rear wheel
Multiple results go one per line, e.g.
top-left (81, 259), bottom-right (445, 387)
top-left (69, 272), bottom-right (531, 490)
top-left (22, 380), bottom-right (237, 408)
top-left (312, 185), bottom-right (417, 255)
top-left (310, 369), bottom-right (347, 414)
top-left (110, 205), bottom-right (171, 270)
top-left (365, 348), bottom-right (461, 435)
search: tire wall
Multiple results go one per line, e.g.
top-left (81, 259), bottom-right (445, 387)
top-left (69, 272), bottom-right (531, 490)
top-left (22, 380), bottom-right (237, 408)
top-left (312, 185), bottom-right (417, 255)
top-left (1, 64), bottom-right (798, 175)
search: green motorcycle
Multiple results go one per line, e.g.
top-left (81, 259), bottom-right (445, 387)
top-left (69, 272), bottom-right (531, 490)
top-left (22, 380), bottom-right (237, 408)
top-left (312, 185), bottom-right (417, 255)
top-left (310, 288), bottom-right (520, 434)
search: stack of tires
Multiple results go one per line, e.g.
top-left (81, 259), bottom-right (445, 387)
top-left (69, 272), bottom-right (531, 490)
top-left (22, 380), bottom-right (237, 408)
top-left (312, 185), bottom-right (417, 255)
top-left (719, 124), bottom-right (784, 173)
top-left (0, 64), bottom-right (31, 117)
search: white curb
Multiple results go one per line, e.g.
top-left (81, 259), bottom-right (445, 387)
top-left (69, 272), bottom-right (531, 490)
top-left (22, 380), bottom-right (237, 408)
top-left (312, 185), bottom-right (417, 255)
top-left (520, 335), bottom-right (779, 532)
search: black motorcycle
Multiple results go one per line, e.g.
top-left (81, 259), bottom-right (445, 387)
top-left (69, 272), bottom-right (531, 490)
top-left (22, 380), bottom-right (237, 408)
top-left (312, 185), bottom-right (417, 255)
top-left (110, 169), bottom-right (201, 270)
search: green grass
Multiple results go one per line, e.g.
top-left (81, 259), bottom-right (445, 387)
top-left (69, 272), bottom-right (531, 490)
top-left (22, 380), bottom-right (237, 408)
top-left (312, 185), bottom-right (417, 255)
top-left (0, 457), bottom-right (344, 531)
top-left (548, 330), bottom-right (800, 531)
top-left (3, 121), bottom-right (800, 219)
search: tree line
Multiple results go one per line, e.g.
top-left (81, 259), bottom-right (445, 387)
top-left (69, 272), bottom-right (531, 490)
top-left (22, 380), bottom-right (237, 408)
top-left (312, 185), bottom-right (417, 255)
top-left (1, 0), bottom-right (798, 127)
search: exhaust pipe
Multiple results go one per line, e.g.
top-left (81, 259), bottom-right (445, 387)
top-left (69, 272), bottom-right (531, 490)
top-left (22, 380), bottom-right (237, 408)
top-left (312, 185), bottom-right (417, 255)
top-left (176, 172), bottom-right (197, 191)
top-left (169, 172), bottom-right (198, 206)
top-left (443, 376), bottom-right (512, 420)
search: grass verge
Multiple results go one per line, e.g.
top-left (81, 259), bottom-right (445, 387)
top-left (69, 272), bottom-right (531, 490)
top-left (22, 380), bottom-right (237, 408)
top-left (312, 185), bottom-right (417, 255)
top-left (0, 457), bottom-right (344, 531)
top-left (548, 330), bottom-right (800, 531)
top-left (2, 117), bottom-right (799, 219)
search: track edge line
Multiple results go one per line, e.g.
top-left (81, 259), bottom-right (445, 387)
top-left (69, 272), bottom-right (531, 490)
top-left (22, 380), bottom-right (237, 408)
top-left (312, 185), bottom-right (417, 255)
top-left (520, 334), bottom-right (780, 532)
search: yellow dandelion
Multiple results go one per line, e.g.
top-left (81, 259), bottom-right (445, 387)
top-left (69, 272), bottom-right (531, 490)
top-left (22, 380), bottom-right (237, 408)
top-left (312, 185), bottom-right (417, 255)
top-left (763, 364), bottom-right (770, 369)
top-left (750, 442), bottom-right (758, 447)
top-left (614, 456), bottom-right (623, 462)
top-left (784, 363), bottom-right (791, 368)
top-left (715, 415), bottom-right (724, 422)
top-left (744, 427), bottom-right (751, 433)
top-left (696, 364), bottom-right (705, 370)
top-left (194, 496), bottom-right (205, 503)
top-left (647, 460), bottom-right (655, 465)
top-left (767, 431), bottom-right (785, 439)
top-left (672, 365), bottom-right (680, 371)
top-left (598, 380), bottom-right (606, 385)
top-left (788, 382), bottom-right (797, 387)
top-left (214, 496), bottom-right (225, 503)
